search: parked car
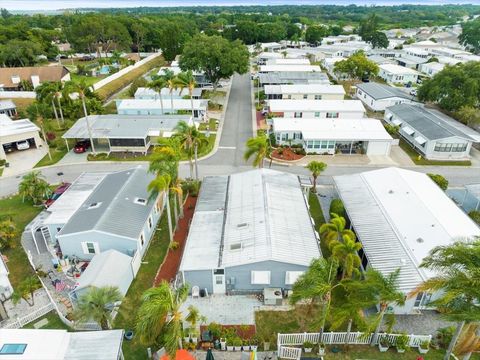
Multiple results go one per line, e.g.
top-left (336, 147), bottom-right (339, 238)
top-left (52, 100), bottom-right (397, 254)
top-left (45, 182), bottom-right (71, 208)
top-left (3, 143), bottom-right (15, 153)
top-left (73, 139), bottom-right (91, 153)
top-left (410, 89), bottom-right (418, 96)
top-left (16, 140), bottom-right (30, 150)
top-left (261, 106), bottom-right (269, 115)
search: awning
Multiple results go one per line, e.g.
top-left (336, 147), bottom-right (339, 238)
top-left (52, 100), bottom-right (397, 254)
top-left (403, 126), bottom-right (415, 136)
top-left (392, 119), bottom-right (402, 126)
top-left (414, 135), bottom-right (427, 145)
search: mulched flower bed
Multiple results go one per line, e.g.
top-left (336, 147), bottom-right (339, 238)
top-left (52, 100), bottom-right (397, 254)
top-left (271, 147), bottom-right (305, 161)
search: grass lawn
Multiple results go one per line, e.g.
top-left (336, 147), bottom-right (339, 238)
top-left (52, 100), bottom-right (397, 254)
top-left (198, 118), bottom-right (218, 132)
top-left (301, 345), bottom-right (451, 359)
top-left (0, 194), bottom-right (43, 288)
top-left (103, 101), bottom-right (118, 114)
top-left (399, 139), bottom-right (471, 166)
top-left (308, 191), bottom-right (330, 256)
top-left (113, 200), bottom-right (174, 360)
top-left (70, 73), bottom-right (101, 87)
top-left (22, 311), bottom-right (71, 330)
top-left (202, 90), bottom-right (226, 100)
top-left (34, 147), bottom-right (68, 168)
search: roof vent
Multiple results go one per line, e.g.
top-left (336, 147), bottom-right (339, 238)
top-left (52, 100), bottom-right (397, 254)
top-left (134, 197), bottom-right (147, 205)
top-left (416, 237), bottom-right (424, 243)
top-left (237, 223), bottom-right (248, 228)
top-left (230, 243), bottom-right (242, 251)
top-left (388, 190), bottom-right (394, 194)
top-left (88, 202), bottom-right (102, 209)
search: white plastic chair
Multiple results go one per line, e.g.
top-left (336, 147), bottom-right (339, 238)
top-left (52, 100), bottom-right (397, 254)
top-left (192, 286), bottom-right (200, 298)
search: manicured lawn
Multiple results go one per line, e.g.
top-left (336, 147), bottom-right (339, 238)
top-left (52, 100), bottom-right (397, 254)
top-left (399, 139), bottom-right (471, 166)
top-left (113, 199), bottom-right (174, 360)
top-left (70, 73), bottom-right (101, 87)
top-left (202, 90), bottom-right (226, 100)
top-left (301, 345), bottom-right (450, 359)
top-left (308, 191), bottom-right (330, 257)
top-left (198, 118), bottom-right (218, 132)
top-left (22, 311), bottom-right (70, 330)
top-left (34, 147), bottom-right (68, 168)
top-left (0, 194), bottom-right (43, 288)
top-left (103, 101), bottom-right (118, 114)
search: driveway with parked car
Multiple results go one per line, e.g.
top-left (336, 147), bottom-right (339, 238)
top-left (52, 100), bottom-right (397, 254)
top-left (1, 139), bottom-right (48, 177)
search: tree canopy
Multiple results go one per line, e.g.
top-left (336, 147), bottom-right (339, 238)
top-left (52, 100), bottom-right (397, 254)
top-left (459, 18), bottom-right (480, 54)
top-left (334, 51), bottom-right (379, 80)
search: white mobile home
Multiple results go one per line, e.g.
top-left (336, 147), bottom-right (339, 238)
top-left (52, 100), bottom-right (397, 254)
top-left (266, 58), bottom-right (311, 65)
top-left (134, 87), bottom-right (202, 100)
top-left (356, 82), bottom-right (417, 111)
top-left (264, 84), bottom-right (345, 100)
top-left (258, 71), bottom-right (330, 86)
top-left (0, 115), bottom-right (42, 160)
top-left (259, 64), bottom-right (321, 73)
top-left (378, 64), bottom-right (419, 85)
top-left (267, 99), bottom-right (366, 119)
top-left (334, 167), bottom-right (480, 314)
top-left (116, 99), bottom-right (207, 119)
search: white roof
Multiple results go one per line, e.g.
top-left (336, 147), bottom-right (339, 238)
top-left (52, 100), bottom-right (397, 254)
top-left (0, 100), bottom-right (16, 111)
top-left (379, 64), bottom-right (420, 75)
top-left (268, 99), bottom-right (366, 113)
top-left (273, 117), bottom-right (393, 141)
top-left (44, 172), bottom-right (107, 225)
top-left (258, 52), bottom-right (283, 59)
top-left (180, 169), bottom-right (321, 271)
top-left (266, 58), bottom-right (311, 65)
top-left (116, 98), bottom-right (207, 111)
top-left (334, 168), bottom-right (480, 292)
top-left (264, 84), bottom-right (345, 96)
top-left (259, 65), bottom-right (321, 73)
top-left (322, 57), bottom-right (345, 65)
top-left (158, 66), bottom-right (182, 75)
top-left (0, 114), bottom-right (39, 137)
top-left (134, 87), bottom-right (202, 99)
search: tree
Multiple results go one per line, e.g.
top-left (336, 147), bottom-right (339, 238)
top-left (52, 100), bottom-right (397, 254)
top-left (427, 173), bottom-right (449, 191)
top-left (0, 219), bottom-right (17, 250)
top-left (330, 235), bottom-right (362, 279)
top-left (136, 282), bottom-right (190, 357)
top-left (417, 62), bottom-right (480, 112)
top-left (369, 31), bottom-right (389, 49)
top-left (456, 105), bottom-right (480, 127)
top-left (358, 14), bottom-right (388, 49)
top-left (305, 161), bottom-right (327, 193)
top-left (459, 18), bottom-right (480, 54)
top-left (305, 25), bottom-right (329, 45)
top-left (18, 171), bottom-right (51, 205)
top-left (147, 78), bottom-right (167, 115)
top-left (180, 34), bottom-right (249, 90)
top-left (148, 172), bottom-right (174, 244)
top-left (334, 52), bottom-right (379, 80)
top-left (469, 210), bottom-right (480, 225)
top-left (243, 134), bottom-right (272, 168)
top-left (167, 78), bottom-right (178, 110)
top-left (175, 71), bottom-right (197, 121)
top-left (74, 286), bottom-right (122, 330)
top-left (329, 199), bottom-right (345, 218)
top-left (364, 268), bottom-right (405, 346)
top-left (128, 77), bottom-right (148, 97)
top-left (157, 19), bottom-right (196, 61)
top-left (319, 214), bottom-right (356, 249)
top-left (411, 240), bottom-right (480, 360)
top-left (174, 121), bottom-right (205, 180)
top-left (12, 276), bottom-right (41, 307)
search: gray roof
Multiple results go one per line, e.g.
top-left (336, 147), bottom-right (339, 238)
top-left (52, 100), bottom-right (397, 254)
top-left (465, 184), bottom-right (480, 200)
top-left (0, 99), bottom-right (16, 111)
top-left (63, 114), bottom-right (191, 139)
top-left (388, 104), bottom-right (480, 142)
top-left (65, 330), bottom-right (123, 360)
top-left (357, 82), bottom-right (415, 101)
top-left (58, 166), bottom-right (156, 239)
top-left (259, 71), bottom-right (330, 85)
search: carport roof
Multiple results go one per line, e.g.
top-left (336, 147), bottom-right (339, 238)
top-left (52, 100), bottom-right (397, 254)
top-left (0, 100), bottom-right (16, 111)
top-left (0, 114), bottom-right (39, 137)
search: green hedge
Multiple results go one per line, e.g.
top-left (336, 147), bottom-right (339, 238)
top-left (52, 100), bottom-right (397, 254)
top-left (329, 198), bottom-right (345, 217)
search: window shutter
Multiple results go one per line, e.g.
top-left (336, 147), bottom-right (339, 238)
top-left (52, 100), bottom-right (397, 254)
top-left (81, 242), bottom-right (88, 255)
top-left (93, 242), bottom-right (100, 254)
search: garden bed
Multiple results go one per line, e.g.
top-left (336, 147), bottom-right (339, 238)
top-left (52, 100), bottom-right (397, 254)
top-left (271, 147), bottom-right (305, 161)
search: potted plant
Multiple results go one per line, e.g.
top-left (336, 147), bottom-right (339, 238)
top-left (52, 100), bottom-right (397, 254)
top-left (419, 340), bottom-right (430, 354)
top-left (189, 328), bottom-right (199, 344)
top-left (378, 336), bottom-right (390, 352)
top-left (396, 334), bottom-right (409, 353)
top-left (226, 338), bottom-right (234, 352)
top-left (183, 328), bottom-right (191, 344)
top-left (318, 342), bottom-right (326, 356)
top-left (250, 336), bottom-right (259, 352)
top-left (303, 341), bottom-right (314, 353)
top-left (233, 337), bottom-right (243, 351)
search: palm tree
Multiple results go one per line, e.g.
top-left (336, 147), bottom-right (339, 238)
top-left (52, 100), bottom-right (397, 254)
top-left (64, 80), bottom-right (96, 154)
top-left (136, 281), bottom-right (190, 357)
top-left (305, 161), bottom-right (327, 193)
top-left (74, 286), bottom-right (123, 330)
top-left (319, 214), bottom-right (356, 249)
top-left (364, 268), bottom-right (405, 346)
top-left (35, 82), bottom-right (60, 127)
top-left (330, 235), bottom-right (362, 279)
top-left (18, 171), bottom-right (51, 205)
top-left (0, 219), bottom-right (17, 250)
top-left (147, 78), bottom-right (167, 114)
top-left (410, 240), bottom-right (480, 360)
top-left (290, 258), bottom-right (341, 342)
top-left (12, 276), bottom-right (40, 307)
top-left (244, 134), bottom-right (271, 168)
top-left (174, 121), bottom-right (205, 180)
top-left (148, 173), bottom-right (174, 244)
top-left (175, 71), bottom-right (197, 119)
top-left (167, 78), bottom-right (178, 110)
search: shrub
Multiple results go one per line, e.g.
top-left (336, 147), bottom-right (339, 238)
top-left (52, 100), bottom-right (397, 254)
top-left (469, 210), bottom-right (480, 225)
top-left (427, 173), bottom-right (448, 191)
top-left (182, 180), bottom-right (201, 197)
top-left (396, 334), bottom-right (409, 350)
top-left (128, 77), bottom-right (148, 97)
top-left (420, 340), bottom-right (430, 349)
top-left (303, 341), bottom-right (314, 349)
top-left (87, 152), bottom-right (109, 161)
top-left (169, 241), bottom-right (179, 250)
top-left (329, 199), bottom-right (345, 217)
top-left (207, 322), bottom-right (222, 339)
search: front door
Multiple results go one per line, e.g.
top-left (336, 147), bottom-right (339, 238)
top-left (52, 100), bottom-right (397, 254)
top-left (212, 269), bottom-right (226, 294)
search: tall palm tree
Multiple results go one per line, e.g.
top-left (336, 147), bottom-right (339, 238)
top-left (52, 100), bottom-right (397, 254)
top-left (305, 161), bottom-right (327, 193)
top-left (290, 258), bottom-right (341, 342)
top-left (410, 240), bottom-right (480, 360)
top-left (148, 173), bottom-right (174, 244)
top-left (74, 286), bottom-right (123, 330)
top-left (147, 78), bottom-right (167, 114)
top-left (18, 171), bottom-right (51, 205)
top-left (319, 214), bottom-right (356, 249)
top-left (136, 282), bottom-right (190, 357)
top-left (35, 82), bottom-right (60, 127)
top-left (174, 121), bottom-right (205, 180)
top-left (244, 134), bottom-right (271, 168)
top-left (167, 78), bottom-right (178, 110)
top-left (364, 268), bottom-right (405, 346)
top-left (64, 80), bottom-right (96, 154)
top-left (53, 83), bottom-right (65, 124)
top-left (330, 235), bottom-right (362, 279)
top-left (175, 71), bottom-right (197, 119)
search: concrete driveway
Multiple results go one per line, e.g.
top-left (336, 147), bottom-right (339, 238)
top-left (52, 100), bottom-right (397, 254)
top-left (2, 141), bottom-right (48, 177)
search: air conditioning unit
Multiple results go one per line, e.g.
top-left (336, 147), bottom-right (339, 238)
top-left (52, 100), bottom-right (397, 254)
top-left (263, 288), bottom-right (283, 306)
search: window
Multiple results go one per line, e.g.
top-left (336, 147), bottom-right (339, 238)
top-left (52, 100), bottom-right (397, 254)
top-left (83, 242), bottom-right (97, 255)
top-left (326, 112), bottom-right (339, 118)
top-left (314, 95), bottom-right (322, 100)
top-left (148, 216), bottom-right (152, 229)
top-left (140, 232), bottom-right (145, 247)
top-left (110, 138), bottom-right (145, 147)
top-left (215, 276), bottom-right (223, 285)
top-left (314, 112), bottom-right (321, 117)
top-left (251, 271), bottom-right (271, 285)
top-left (230, 243), bottom-right (242, 250)
top-left (293, 132), bottom-right (302, 140)
top-left (294, 112), bottom-right (302, 118)
top-left (285, 271), bottom-right (304, 285)
top-left (287, 95), bottom-right (292, 99)
top-left (358, 90), bottom-right (362, 96)
top-left (0, 344), bottom-right (27, 355)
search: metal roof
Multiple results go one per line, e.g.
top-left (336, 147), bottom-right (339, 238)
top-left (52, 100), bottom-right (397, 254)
top-left (73, 250), bottom-right (132, 296)
top-left (62, 114), bottom-right (191, 139)
top-left (0, 100), bottom-right (16, 111)
top-left (134, 87), bottom-right (202, 99)
top-left (264, 84), bottom-right (345, 96)
top-left (260, 65), bottom-right (321, 73)
top-left (258, 71), bottom-right (330, 85)
top-left (465, 184), bottom-right (480, 200)
top-left (379, 64), bottom-right (420, 75)
top-left (334, 167), bottom-right (480, 293)
top-left (356, 82), bottom-right (415, 100)
top-left (387, 104), bottom-right (480, 142)
top-left (58, 166), bottom-right (156, 240)
top-left (116, 98), bottom-right (207, 112)
top-left (268, 99), bottom-right (366, 113)
top-left (0, 114), bottom-right (39, 137)
top-left (65, 330), bottom-right (123, 360)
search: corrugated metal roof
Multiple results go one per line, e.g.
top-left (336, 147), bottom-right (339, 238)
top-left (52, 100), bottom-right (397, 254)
top-left (0, 100), bottom-right (16, 111)
top-left (116, 98), bottom-right (207, 111)
top-left (58, 166), bottom-right (156, 239)
top-left (0, 114), bottom-right (39, 137)
top-left (264, 84), bottom-right (345, 95)
top-left (260, 65), bottom-right (321, 73)
top-left (334, 167), bottom-right (480, 292)
top-left (65, 330), bottom-right (123, 360)
top-left (387, 104), bottom-right (480, 141)
top-left (258, 72), bottom-right (330, 85)
top-left (268, 99), bottom-right (366, 113)
top-left (465, 184), bottom-right (480, 200)
top-left (356, 82), bottom-right (414, 100)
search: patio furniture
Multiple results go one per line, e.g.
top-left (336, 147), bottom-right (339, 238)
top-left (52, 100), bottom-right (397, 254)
top-left (192, 286), bottom-right (200, 298)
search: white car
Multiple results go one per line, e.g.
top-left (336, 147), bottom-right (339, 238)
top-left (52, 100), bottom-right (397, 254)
top-left (410, 89), bottom-right (417, 96)
top-left (16, 140), bottom-right (30, 150)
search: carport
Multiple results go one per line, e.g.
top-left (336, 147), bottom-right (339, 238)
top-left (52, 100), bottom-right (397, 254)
top-left (0, 114), bottom-right (42, 160)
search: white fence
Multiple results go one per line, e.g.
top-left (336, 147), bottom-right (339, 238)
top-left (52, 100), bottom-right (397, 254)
top-left (0, 91), bottom-right (36, 99)
top-left (92, 52), bottom-right (161, 91)
top-left (278, 346), bottom-right (302, 360)
top-left (2, 302), bottom-right (55, 329)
